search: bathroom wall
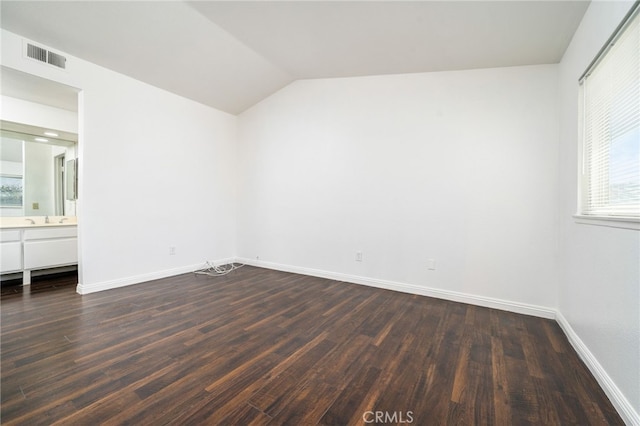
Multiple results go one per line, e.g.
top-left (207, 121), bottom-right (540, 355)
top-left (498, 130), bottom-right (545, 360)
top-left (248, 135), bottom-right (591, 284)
top-left (1, 95), bottom-right (78, 133)
top-left (1, 96), bottom-right (78, 218)
top-left (23, 141), bottom-right (54, 216)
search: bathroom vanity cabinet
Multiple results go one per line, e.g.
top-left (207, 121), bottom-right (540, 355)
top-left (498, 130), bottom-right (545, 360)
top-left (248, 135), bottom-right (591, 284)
top-left (0, 224), bottom-right (77, 284)
top-left (0, 230), bottom-right (23, 274)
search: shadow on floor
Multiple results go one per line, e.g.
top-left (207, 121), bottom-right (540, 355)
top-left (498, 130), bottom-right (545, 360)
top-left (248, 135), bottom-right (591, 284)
top-left (1, 270), bottom-right (78, 299)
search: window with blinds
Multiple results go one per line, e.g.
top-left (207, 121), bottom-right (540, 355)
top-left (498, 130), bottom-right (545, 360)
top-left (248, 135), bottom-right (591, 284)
top-left (580, 4), bottom-right (639, 219)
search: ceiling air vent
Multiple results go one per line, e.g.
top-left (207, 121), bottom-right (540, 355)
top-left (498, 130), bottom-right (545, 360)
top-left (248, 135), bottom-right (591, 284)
top-left (47, 51), bottom-right (66, 69)
top-left (25, 42), bottom-right (67, 70)
top-left (26, 43), bottom-right (47, 62)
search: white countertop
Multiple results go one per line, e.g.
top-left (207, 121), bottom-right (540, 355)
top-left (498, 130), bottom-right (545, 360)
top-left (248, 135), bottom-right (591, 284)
top-left (0, 217), bottom-right (77, 229)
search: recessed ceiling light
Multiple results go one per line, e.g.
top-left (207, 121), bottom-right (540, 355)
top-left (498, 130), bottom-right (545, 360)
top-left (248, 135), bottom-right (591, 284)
top-left (34, 137), bottom-right (48, 142)
top-left (44, 131), bottom-right (58, 137)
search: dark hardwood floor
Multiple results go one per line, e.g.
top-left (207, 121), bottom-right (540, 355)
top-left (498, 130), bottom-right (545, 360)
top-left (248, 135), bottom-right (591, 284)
top-left (1, 270), bottom-right (78, 299)
top-left (1, 266), bottom-right (622, 425)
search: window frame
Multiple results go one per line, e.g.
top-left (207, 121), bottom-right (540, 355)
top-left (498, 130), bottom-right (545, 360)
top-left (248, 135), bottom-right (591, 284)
top-left (576, 2), bottom-right (640, 231)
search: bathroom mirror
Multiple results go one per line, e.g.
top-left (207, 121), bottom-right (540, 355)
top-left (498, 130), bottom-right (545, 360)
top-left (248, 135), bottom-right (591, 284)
top-left (0, 121), bottom-right (78, 217)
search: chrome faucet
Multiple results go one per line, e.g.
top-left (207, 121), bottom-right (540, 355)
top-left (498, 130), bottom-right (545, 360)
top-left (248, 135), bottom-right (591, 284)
top-left (59, 218), bottom-right (68, 224)
top-left (25, 218), bottom-right (35, 224)
top-left (45, 216), bottom-right (50, 224)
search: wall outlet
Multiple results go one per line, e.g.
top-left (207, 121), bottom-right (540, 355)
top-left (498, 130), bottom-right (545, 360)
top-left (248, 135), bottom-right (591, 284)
top-left (32, 202), bottom-right (39, 210)
top-left (169, 246), bottom-right (176, 256)
top-left (427, 258), bottom-right (436, 270)
top-left (356, 251), bottom-right (363, 262)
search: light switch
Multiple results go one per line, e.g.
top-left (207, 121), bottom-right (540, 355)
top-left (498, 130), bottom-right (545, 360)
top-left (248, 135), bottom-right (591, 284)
top-left (427, 259), bottom-right (436, 270)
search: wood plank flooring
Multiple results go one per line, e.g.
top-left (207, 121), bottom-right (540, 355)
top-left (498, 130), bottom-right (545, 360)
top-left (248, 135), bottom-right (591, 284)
top-left (1, 266), bottom-right (623, 425)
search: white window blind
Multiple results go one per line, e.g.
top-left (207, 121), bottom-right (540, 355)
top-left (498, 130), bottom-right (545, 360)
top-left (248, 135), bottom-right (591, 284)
top-left (580, 6), bottom-right (640, 218)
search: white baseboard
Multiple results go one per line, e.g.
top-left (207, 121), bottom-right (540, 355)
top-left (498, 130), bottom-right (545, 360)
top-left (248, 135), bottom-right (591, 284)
top-left (235, 257), bottom-right (556, 319)
top-left (76, 257), bottom-right (235, 295)
top-left (556, 312), bottom-right (639, 426)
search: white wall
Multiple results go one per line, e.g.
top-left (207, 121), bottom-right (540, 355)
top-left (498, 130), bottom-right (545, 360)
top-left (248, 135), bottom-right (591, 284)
top-left (1, 95), bottom-right (78, 133)
top-left (238, 65), bottom-right (560, 311)
top-left (1, 29), bottom-right (238, 291)
top-left (0, 161), bottom-right (22, 176)
top-left (558, 1), bottom-right (640, 421)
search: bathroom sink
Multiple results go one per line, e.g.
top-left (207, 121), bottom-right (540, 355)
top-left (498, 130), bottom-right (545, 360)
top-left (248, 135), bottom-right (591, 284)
top-left (0, 217), bottom-right (77, 228)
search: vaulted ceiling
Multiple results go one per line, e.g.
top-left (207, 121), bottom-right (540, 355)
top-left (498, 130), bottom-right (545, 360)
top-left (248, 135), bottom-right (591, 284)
top-left (1, 1), bottom-right (589, 115)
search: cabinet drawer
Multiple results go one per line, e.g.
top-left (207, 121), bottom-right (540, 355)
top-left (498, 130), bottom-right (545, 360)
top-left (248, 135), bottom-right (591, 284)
top-left (23, 239), bottom-right (78, 269)
top-left (0, 242), bottom-right (22, 273)
top-left (24, 227), bottom-right (77, 241)
top-left (0, 230), bottom-right (21, 242)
